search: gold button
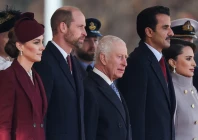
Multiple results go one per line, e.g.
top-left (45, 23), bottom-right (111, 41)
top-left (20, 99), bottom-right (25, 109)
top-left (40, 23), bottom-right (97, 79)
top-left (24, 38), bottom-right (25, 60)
top-left (184, 90), bottom-right (188, 94)
top-left (191, 104), bottom-right (195, 108)
top-left (195, 121), bottom-right (198, 125)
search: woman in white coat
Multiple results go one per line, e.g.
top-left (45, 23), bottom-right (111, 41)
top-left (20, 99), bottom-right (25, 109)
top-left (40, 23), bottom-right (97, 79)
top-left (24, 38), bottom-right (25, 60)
top-left (163, 39), bottom-right (198, 140)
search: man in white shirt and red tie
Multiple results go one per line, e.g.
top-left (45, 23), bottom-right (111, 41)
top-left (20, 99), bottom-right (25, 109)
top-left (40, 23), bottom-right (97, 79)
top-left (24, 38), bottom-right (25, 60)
top-left (118, 6), bottom-right (176, 140)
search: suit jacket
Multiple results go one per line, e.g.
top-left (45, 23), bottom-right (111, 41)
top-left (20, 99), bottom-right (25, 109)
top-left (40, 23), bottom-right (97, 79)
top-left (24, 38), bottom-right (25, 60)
top-left (73, 56), bottom-right (88, 79)
top-left (33, 41), bottom-right (85, 140)
top-left (172, 73), bottom-right (198, 140)
top-left (0, 60), bottom-right (47, 140)
top-left (84, 71), bottom-right (132, 140)
top-left (118, 41), bottom-right (176, 140)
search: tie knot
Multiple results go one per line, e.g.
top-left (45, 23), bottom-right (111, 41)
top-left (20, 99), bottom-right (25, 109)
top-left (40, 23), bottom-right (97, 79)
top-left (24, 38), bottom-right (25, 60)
top-left (160, 56), bottom-right (164, 62)
top-left (86, 65), bottom-right (93, 72)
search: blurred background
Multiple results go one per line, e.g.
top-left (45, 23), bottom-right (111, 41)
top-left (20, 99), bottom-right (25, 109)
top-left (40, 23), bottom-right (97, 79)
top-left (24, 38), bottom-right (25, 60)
top-left (1, 0), bottom-right (197, 52)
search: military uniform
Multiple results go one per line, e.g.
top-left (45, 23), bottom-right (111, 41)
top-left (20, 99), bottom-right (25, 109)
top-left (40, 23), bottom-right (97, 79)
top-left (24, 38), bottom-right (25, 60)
top-left (171, 18), bottom-right (198, 40)
top-left (172, 73), bottom-right (198, 140)
top-left (74, 18), bottom-right (102, 79)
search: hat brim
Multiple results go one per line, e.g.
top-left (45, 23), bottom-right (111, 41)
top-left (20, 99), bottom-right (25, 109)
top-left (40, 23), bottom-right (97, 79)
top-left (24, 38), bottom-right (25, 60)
top-left (173, 34), bottom-right (197, 39)
top-left (87, 32), bottom-right (102, 37)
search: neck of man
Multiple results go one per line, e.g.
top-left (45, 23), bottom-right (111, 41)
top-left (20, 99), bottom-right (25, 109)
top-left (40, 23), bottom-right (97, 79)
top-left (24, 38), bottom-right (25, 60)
top-left (95, 64), bottom-right (114, 82)
top-left (145, 39), bottom-right (162, 53)
top-left (52, 36), bottom-right (72, 54)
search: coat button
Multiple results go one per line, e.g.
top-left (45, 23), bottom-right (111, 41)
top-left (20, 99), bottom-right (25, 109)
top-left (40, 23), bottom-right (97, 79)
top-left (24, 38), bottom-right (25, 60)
top-left (40, 123), bottom-right (44, 128)
top-left (33, 123), bottom-right (36, 128)
top-left (193, 138), bottom-right (197, 140)
top-left (184, 90), bottom-right (188, 94)
top-left (191, 90), bottom-right (194, 94)
top-left (191, 104), bottom-right (195, 108)
top-left (118, 123), bottom-right (122, 128)
top-left (195, 121), bottom-right (198, 125)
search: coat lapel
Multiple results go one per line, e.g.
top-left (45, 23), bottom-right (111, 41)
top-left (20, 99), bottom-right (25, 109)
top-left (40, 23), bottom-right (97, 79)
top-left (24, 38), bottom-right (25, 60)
top-left (71, 56), bottom-right (83, 97)
top-left (12, 60), bottom-right (36, 111)
top-left (89, 71), bottom-right (127, 125)
top-left (33, 69), bottom-right (48, 118)
top-left (47, 41), bottom-right (76, 90)
top-left (70, 55), bottom-right (85, 140)
top-left (139, 42), bottom-right (171, 108)
top-left (120, 94), bottom-right (132, 140)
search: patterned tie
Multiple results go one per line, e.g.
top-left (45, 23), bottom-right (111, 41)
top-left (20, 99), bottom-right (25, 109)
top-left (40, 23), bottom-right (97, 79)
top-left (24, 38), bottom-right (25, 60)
top-left (86, 65), bottom-right (93, 72)
top-left (159, 57), bottom-right (167, 81)
top-left (110, 83), bottom-right (121, 101)
top-left (66, 55), bottom-right (72, 73)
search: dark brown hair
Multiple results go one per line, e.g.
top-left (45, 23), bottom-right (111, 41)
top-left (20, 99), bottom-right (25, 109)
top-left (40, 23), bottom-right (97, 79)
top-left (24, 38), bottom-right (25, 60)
top-left (4, 28), bottom-right (19, 58)
top-left (51, 9), bottom-right (73, 35)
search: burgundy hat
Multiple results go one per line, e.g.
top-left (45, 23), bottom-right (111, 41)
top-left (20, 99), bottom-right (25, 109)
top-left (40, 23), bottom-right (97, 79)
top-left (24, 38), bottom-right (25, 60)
top-left (14, 12), bottom-right (44, 43)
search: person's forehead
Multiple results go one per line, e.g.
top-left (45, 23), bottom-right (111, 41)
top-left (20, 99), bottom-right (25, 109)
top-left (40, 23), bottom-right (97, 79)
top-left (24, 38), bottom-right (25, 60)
top-left (72, 10), bottom-right (84, 19)
top-left (156, 14), bottom-right (170, 22)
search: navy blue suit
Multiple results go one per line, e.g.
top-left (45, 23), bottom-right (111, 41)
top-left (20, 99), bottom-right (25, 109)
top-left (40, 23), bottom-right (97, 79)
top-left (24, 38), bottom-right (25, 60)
top-left (84, 71), bottom-right (132, 140)
top-left (34, 41), bottom-right (85, 140)
top-left (73, 56), bottom-right (88, 79)
top-left (118, 41), bottom-right (176, 140)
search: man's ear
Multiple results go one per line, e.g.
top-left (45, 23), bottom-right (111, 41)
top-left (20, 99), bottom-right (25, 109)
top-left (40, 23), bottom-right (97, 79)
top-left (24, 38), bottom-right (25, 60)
top-left (145, 27), bottom-right (154, 38)
top-left (100, 53), bottom-right (107, 65)
top-left (59, 22), bottom-right (68, 33)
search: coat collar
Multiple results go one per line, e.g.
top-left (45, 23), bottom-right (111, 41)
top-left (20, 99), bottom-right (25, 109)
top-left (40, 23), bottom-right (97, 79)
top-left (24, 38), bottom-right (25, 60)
top-left (138, 41), bottom-right (172, 108)
top-left (46, 41), bottom-right (76, 90)
top-left (11, 59), bottom-right (47, 118)
top-left (88, 71), bottom-right (127, 125)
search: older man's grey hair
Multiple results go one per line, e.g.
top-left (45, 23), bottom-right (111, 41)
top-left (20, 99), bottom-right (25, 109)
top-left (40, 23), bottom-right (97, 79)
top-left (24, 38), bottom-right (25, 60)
top-left (94, 35), bottom-right (125, 64)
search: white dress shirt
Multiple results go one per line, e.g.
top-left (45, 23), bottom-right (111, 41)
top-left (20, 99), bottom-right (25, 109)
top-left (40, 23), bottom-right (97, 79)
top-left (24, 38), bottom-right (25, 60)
top-left (145, 42), bottom-right (162, 61)
top-left (93, 67), bottom-right (113, 85)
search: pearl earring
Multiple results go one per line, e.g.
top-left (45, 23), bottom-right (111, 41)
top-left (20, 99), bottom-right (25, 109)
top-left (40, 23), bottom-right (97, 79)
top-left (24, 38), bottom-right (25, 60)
top-left (173, 66), bottom-right (176, 73)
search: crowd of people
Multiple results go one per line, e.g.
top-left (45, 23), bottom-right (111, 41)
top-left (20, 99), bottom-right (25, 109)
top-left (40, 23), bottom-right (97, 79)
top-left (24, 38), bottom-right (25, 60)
top-left (0, 5), bottom-right (198, 140)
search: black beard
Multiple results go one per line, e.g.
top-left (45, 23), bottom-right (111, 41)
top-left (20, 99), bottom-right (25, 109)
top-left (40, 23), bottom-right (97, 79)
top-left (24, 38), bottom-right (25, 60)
top-left (76, 49), bottom-right (94, 61)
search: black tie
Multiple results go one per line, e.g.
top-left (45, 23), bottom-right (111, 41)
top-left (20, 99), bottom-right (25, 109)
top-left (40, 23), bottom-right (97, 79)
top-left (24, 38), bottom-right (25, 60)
top-left (86, 65), bottom-right (93, 72)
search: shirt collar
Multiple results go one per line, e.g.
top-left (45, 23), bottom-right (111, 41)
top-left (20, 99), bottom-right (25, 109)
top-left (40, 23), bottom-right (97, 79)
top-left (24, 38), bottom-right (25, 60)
top-left (79, 60), bottom-right (94, 70)
top-left (51, 40), bottom-right (68, 59)
top-left (93, 67), bottom-right (113, 85)
top-left (144, 42), bottom-right (162, 61)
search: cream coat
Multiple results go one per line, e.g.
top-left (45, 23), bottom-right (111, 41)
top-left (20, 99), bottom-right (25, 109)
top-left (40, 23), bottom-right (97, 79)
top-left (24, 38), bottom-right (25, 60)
top-left (172, 73), bottom-right (198, 140)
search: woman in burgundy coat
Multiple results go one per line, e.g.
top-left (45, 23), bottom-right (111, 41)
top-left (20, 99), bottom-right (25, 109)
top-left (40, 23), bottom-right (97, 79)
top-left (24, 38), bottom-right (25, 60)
top-left (0, 12), bottom-right (47, 140)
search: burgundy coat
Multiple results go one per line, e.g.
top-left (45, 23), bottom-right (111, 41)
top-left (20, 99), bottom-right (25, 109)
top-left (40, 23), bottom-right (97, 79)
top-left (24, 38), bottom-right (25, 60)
top-left (0, 60), bottom-right (47, 140)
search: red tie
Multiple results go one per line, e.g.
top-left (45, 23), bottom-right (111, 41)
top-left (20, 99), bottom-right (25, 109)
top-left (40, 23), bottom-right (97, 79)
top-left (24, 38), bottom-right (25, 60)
top-left (159, 57), bottom-right (167, 81)
top-left (66, 55), bottom-right (72, 72)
